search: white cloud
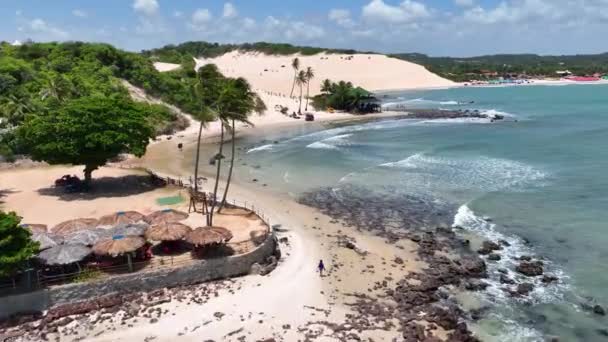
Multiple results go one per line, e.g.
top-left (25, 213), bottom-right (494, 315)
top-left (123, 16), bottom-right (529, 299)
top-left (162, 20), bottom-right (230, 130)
top-left (174, 11), bottom-right (183, 18)
top-left (264, 16), bottom-right (281, 29)
top-left (72, 9), bottom-right (88, 18)
top-left (24, 18), bottom-right (69, 38)
top-left (454, 0), bottom-right (474, 7)
top-left (133, 0), bottom-right (159, 16)
top-left (242, 17), bottom-right (256, 30)
top-left (189, 8), bottom-right (213, 31)
top-left (362, 0), bottom-right (430, 24)
top-left (223, 3), bottom-right (238, 19)
top-left (285, 22), bottom-right (325, 41)
top-left (329, 9), bottom-right (355, 28)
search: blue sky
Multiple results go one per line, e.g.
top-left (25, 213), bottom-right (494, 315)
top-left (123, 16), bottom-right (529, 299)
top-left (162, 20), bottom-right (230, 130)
top-left (3, 0), bottom-right (608, 56)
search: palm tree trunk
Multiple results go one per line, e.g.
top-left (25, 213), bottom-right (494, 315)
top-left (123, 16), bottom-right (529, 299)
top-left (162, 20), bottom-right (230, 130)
top-left (290, 71), bottom-right (297, 97)
top-left (193, 121), bottom-right (204, 192)
top-left (305, 81), bottom-right (310, 111)
top-left (298, 84), bottom-right (303, 114)
top-left (208, 123), bottom-right (225, 226)
top-left (219, 119), bottom-right (236, 212)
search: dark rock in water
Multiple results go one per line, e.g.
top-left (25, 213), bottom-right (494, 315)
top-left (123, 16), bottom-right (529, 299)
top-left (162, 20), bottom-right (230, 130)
top-left (498, 239), bottom-right (511, 247)
top-left (487, 253), bottom-right (501, 261)
top-left (464, 280), bottom-right (489, 291)
top-left (516, 261), bottom-right (544, 277)
top-left (447, 322), bottom-right (481, 342)
top-left (541, 274), bottom-right (559, 284)
top-left (597, 329), bottom-right (608, 337)
top-left (500, 274), bottom-right (515, 285)
top-left (459, 258), bottom-right (487, 278)
top-left (516, 283), bottom-right (535, 296)
top-left (477, 240), bottom-right (501, 255)
top-left (593, 305), bottom-right (606, 316)
top-left (497, 268), bottom-right (508, 274)
top-left (519, 255), bottom-right (533, 261)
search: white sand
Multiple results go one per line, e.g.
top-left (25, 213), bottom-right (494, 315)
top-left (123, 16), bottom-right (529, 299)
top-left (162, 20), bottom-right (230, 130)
top-left (193, 51), bottom-right (454, 96)
top-left (153, 62), bottom-right (181, 72)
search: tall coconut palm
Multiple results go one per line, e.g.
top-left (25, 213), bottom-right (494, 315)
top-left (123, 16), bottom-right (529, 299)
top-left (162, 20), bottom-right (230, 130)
top-left (218, 78), bottom-right (266, 212)
top-left (0, 95), bottom-right (33, 127)
top-left (296, 70), bottom-right (307, 114)
top-left (289, 57), bottom-right (300, 97)
top-left (192, 64), bottom-right (224, 194)
top-left (321, 79), bottom-right (333, 94)
top-left (304, 67), bottom-right (315, 111)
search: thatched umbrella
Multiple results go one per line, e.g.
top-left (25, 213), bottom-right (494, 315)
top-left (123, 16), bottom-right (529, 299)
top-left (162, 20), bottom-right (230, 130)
top-left (21, 224), bottom-right (48, 234)
top-left (98, 211), bottom-right (145, 226)
top-left (145, 222), bottom-right (191, 242)
top-left (32, 232), bottom-right (62, 251)
top-left (64, 228), bottom-right (112, 246)
top-left (111, 222), bottom-right (149, 236)
top-left (185, 226), bottom-right (233, 247)
top-left (53, 218), bottom-right (98, 235)
top-left (92, 236), bottom-right (146, 272)
top-left (145, 209), bottom-right (189, 225)
top-left (37, 244), bottom-right (91, 266)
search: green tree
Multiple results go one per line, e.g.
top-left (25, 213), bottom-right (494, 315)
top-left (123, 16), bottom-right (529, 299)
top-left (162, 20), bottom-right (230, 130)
top-left (289, 57), bottom-right (300, 98)
top-left (19, 96), bottom-right (153, 185)
top-left (320, 79), bottom-right (332, 94)
top-left (304, 67), bottom-right (315, 111)
top-left (218, 78), bottom-right (265, 212)
top-left (0, 211), bottom-right (39, 278)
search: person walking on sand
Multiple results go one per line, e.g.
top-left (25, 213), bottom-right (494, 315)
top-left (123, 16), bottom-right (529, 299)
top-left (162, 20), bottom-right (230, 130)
top-left (318, 259), bottom-right (325, 277)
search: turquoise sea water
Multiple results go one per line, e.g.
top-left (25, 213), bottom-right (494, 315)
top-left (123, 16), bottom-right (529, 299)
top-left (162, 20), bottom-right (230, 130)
top-left (230, 84), bottom-right (608, 341)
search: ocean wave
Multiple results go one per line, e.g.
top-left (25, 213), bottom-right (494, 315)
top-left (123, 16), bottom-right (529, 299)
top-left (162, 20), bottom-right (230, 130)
top-left (382, 98), bottom-right (469, 110)
top-left (454, 205), bottom-right (568, 305)
top-left (246, 144), bottom-right (274, 153)
top-left (306, 141), bottom-right (339, 150)
top-left (481, 109), bottom-right (516, 118)
top-left (416, 118), bottom-right (492, 125)
top-left (380, 154), bottom-right (546, 192)
top-left (306, 133), bottom-right (353, 150)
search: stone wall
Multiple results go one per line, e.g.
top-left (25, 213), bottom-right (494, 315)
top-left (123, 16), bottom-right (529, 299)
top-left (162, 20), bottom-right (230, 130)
top-left (0, 233), bottom-right (277, 319)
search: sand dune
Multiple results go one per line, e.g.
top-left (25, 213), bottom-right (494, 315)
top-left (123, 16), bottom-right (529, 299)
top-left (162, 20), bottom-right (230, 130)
top-left (154, 51), bottom-right (453, 95)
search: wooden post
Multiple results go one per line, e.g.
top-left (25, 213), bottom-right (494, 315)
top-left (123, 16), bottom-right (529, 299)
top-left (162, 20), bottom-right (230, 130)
top-left (127, 253), bottom-right (133, 272)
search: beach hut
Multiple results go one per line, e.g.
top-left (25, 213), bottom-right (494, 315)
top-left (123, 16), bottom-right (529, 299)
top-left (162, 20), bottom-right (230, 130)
top-left (185, 226), bottom-right (233, 247)
top-left (98, 211), bottom-right (146, 226)
top-left (37, 244), bottom-right (91, 266)
top-left (92, 236), bottom-right (145, 271)
top-left (20, 224), bottom-right (48, 234)
top-left (145, 209), bottom-right (189, 225)
top-left (145, 222), bottom-right (191, 242)
top-left (110, 222), bottom-right (149, 236)
top-left (63, 228), bottom-right (112, 246)
top-left (32, 232), bottom-right (62, 251)
top-left (52, 218), bottom-right (98, 235)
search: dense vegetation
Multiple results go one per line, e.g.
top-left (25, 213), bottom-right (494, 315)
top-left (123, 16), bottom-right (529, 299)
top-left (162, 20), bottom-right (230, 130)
top-left (393, 53), bottom-right (608, 82)
top-left (142, 41), bottom-right (365, 64)
top-left (0, 211), bottom-right (39, 277)
top-left (311, 80), bottom-right (378, 113)
top-left (0, 41), bottom-right (205, 159)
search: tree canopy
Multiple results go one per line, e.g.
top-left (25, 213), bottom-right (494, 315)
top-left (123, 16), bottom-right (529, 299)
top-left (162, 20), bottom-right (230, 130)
top-left (312, 80), bottom-right (377, 113)
top-left (0, 211), bottom-right (39, 278)
top-left (19, 96), bottom-right (154, 183)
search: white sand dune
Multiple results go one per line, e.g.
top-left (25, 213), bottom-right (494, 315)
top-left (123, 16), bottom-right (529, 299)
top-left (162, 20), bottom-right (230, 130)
top-left (153, 62), bottom-right (181, 72)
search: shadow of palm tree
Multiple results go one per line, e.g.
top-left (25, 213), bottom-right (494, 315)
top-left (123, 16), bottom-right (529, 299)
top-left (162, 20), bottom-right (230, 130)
top-left (37, 175), bottom-right (165, 201)
top-left (0, 188), bottom-right (18, 205)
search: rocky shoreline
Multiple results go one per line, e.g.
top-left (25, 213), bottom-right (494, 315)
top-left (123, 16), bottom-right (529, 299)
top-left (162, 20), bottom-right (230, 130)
top-left (403, 108), bottom-right (506, 121)
top-left (297, 185), bottom-right (567, 341)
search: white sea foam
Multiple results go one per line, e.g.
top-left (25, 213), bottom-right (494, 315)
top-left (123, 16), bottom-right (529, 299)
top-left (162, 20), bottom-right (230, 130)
top-left (306, 133), bottom-right (355, 150)
top-left (306, 141), bottom-right (339, 150)
top-left (246, 144), bottom-right (274, 153)
top-left (481, 109), bottom-right (516, 118)
top-left (416, 117), bottom-right (491, 125)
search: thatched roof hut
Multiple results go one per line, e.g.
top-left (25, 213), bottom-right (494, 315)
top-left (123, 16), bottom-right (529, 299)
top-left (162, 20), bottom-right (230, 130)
top-left (145, 222), bottom-right (191, 242)
top-left (64, 228), bottom-right (112, 246)
top-left (53, 218), bottom-right (98, 235)
top-left (92, 236), bottom-right (146, 257)
top-left (145, 209), bottom-right (189, 225)
top-left (37, 244), bottom-right (91, 265)
top-left (110, 222), bottom-right (149, 236)
top-left (185, 226), bottom-right (233, 247)
top-left (32, 232), bottom-right (62, 251)
top-left (21, 224), bottom-right (48, 234)
top-left (98, 211), bottom-right (145, 226)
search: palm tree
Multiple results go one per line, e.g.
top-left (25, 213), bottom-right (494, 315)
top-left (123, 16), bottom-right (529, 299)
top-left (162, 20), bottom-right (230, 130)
top-left (321, 79), bottom-right (333, 94)
top-left (0, 95), bottom-right (33, 126)
top-left (304, 67), bottom-right (315, 111)
top-left (192, 65), bottom-right (224, 194)
top-left (218, 78), bottom-right (266, 212)
top-left (39, 73), bottom-right (72, 103)
top-left (296, 70), bottom-right (307, 114)
top-left (289, 57), bottom-right (300, 98)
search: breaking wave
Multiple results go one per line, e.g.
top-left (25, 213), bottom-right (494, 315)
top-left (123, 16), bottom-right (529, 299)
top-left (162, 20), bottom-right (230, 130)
top-left (246, 144), bottom-right (274, 153)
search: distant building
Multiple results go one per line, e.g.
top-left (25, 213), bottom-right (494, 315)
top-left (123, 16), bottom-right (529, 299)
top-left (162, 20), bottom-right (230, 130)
top-left (11, 40), bottom-right (23, 46)
top-left (556, 70), bottom-right (572, 76)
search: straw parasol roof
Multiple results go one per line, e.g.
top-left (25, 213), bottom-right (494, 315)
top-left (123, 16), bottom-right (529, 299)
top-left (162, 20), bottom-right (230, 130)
top-left (145, 209), bottom-right (189, 225)
top-left (37, 244), bottom-right (91, 265)
top-left (145, 222), bottom-right (191, 241)
top-left (21, 224), bottom-right (48, 234)
top-left (92, 236), bottom-right (145, 257)
top-left (185, 226), bottom-right (233, 247)
top-left (64, 228), bottom-right (112, 246)
top-left (32, 232), bottom-right (62, 251)
top-left (52, 218), bottom-right (98, 235)
top-left (98, 211), bottom-right (145, 226)
top-left (110, 222), bottom-right (149, 236)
